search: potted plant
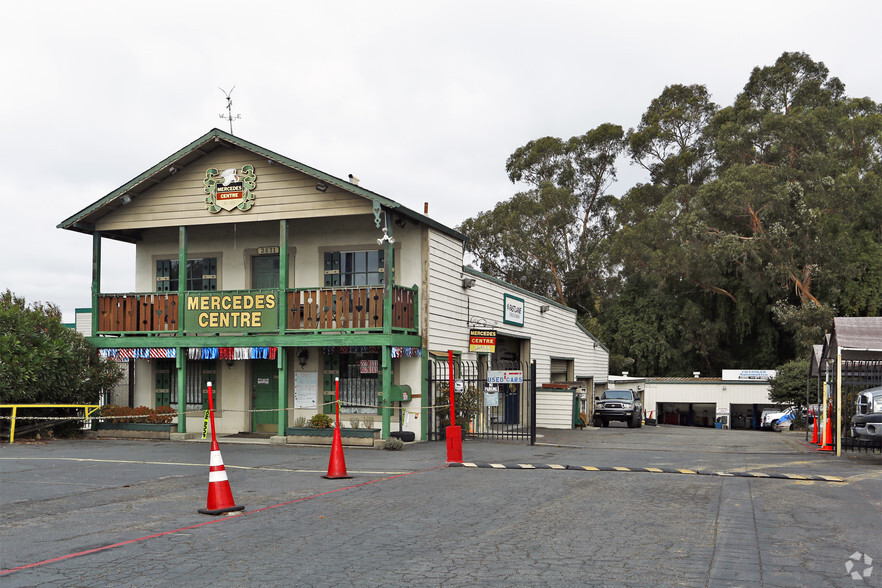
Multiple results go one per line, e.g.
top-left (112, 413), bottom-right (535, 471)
top-left (92, 405), bottom-right (177, 438)
top-left (435, 382), bottom-right (480, 438)
top-left (285, 413), bottom-right (380, 447)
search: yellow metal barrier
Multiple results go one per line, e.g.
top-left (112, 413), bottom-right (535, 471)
top-left (0, 404), bottom-right (100, 444)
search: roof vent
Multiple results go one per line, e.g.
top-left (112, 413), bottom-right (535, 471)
top-left (621, 372), bottom-right (628, 377)
top-left (693, 372), bottom-right (700, 378)
top-left (348, 174), bottom-right (360, 185)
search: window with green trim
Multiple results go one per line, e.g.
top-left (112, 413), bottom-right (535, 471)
top-left (156, 258), bottom-right (218, 292)
top-left (323, 250), bottom-right (386, 287)
top-left (154, 359), bottom-right (217, 409)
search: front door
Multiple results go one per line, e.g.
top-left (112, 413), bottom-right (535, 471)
top-left (252, 360), bottom-right (278, 433)
top-left (252, 254), bottom-right (280, 289)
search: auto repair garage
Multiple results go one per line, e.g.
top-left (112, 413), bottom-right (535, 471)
top-left (642, 370), bottom-right (780, 429)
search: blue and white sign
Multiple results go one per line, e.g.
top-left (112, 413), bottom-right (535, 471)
top-left (722, 369), bottom-right (777, 381)
top-left (487, 370), bottom-right (523, 384)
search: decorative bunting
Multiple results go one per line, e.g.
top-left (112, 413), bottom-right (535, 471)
top-left (99, 348), bottom-right (176, 361)
top-left (391, 346), bottom-right (422, 358)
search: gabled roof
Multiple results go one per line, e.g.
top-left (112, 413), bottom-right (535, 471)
top-left (828, 317), bottom-right (882, 361)
top-left (57, 128), bottom-right (466, 243)
top-left (809, 343), bottom-right (827, 377)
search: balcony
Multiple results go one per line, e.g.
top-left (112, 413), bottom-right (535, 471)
top-left (96, 285), bottom-right (417, 335)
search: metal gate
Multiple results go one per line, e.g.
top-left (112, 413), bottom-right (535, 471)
top-left (427, 358), bottom-right (536, 444)
top-left (831, 360), bottom-right (882, 453)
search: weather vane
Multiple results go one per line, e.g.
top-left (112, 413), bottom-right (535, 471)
top-left (219, 86), bottom-right (241, 134)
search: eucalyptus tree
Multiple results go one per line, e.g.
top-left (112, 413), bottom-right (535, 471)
top-left (459, 123), bottom-right (624, 312)
top-left (698, 51), bottom-right (882, 356)
top-left (603, 84), bottom-right (724, 374)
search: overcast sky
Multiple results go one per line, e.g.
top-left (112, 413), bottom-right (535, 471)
top-left (2, 1), bottom-right (880, 322)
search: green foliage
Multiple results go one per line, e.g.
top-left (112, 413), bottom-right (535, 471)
top-left (626, 83), bottom-right (718, 187)
top-left (460, 52), bottom-right (882, 375)
top-left (768, 359), bottom-right (811, 406)
top-left (0, 290), bottom-right (122, 404)
top-left (309, 413), bottom-right (333, 428)
top-left (435, 381), bottom-right (480, 429)
top-left (461, 124), bottom-right (623, 313)
top-left (607, 354), bottom-right (635, 377)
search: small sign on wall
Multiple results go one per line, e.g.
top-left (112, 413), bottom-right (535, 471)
top-left (484, 385), bottom-right (499, 407)
top-left (487, 370), bottom-right (523, 384)
top-left (294, 371), bottom-right (318, 408)
top-left (469, 328), bottom-right (497, 353)
top-left (503, 294), bottom-right (525, 327)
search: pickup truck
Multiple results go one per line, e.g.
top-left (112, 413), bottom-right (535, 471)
top-left (593, 389), bottom-right (642, 428)
top-left (761, 406), bottom-right (796, 432)
top-left (852, 386), bottom-right (882, 442)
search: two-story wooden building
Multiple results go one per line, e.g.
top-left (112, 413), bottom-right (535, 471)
top-left (59, 129), bottom-right (608, 441)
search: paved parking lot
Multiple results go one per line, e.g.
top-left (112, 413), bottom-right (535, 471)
top-left (1, 425), bottom-right (880, 587)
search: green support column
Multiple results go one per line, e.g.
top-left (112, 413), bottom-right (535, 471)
top-left (278, 347), bottom-right (288, 437)
top-left (176, 348), bottom-right (187, 433)
top-left (278, 220), bottom-right (290, 437)
top-left (177, 226), bottom-right (188, 335)
top-left (175, 227), bottom-right (188, 433)
top-left (279, 220), bottom-right (289, 334)
top-left (383, 222), bottom-right (393, 335)
top-left (380, 213), bottom-right (393, 437)
top-left (381, 345), bottom-right (392, 438)
top-left (91, 232), bottom-right (101, 336)
top-left (421, 347), bottom-right (429, 441)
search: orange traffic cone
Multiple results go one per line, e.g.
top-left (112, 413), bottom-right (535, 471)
top-left (323, 426), bottom-right (351, 479)
top-left (810, 414), bottom-right (819, 444)
top-left (198, 439), bottom-right (245, 515)
top-left (816, 409), bottom-right (834, 452)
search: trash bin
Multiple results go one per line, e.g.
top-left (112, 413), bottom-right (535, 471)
top-left (572, 389), bottom-right (587, 429)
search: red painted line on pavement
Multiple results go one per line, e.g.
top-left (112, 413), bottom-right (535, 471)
top-left (0, 465), bottom-right (444, 577)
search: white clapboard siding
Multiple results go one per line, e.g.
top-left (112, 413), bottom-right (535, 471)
top-left (424, 229), bottom-right (609, 388)
top-left (96, 147), bottom-right (371, 232)
top-left (536, 390), bottom-right (574, 429)
top-left (75, 309), bottom-right (92, 337)
top-left (425, 229), bottom-right (470, 352)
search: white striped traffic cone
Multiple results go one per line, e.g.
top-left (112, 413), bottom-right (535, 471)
top-left (198, 439), bottom-right (244, 515)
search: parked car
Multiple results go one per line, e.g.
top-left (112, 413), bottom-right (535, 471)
top-left (851, 386), bottom-right (882, 442)
top-left (761, 406), bottom-right (796, 432)
top-left (593, 389), bottom-right (642, 428)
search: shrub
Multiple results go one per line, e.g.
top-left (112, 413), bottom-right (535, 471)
top-left (349, 417), bottom-right (360, 429)
top-left (0, 290), bottom-right (122, 404)
top-left (435, 382), bottom-right (480, 429)
top-left (309, 413), bottom-right (333, 428)
top-left (100, 405), bottom-right (174, 424)
top-left (149, 406), bottom-right (175, 424)
top-left (383, 436), bottom-right (404, 451)
top-left (101, 405), bottom-right (136, 423)
top-left (293, 416), bottom-right (308, 428)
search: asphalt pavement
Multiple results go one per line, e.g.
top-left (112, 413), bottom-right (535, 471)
top-left (1, 425), bottom-right (880, 587)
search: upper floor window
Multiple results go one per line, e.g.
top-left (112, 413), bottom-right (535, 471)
top-left (324, 250), bottom-right (385, 287)
top-left (252, 254), bottom-right (279, 289)
top-left (156, 258), bottom-right (217, 292)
